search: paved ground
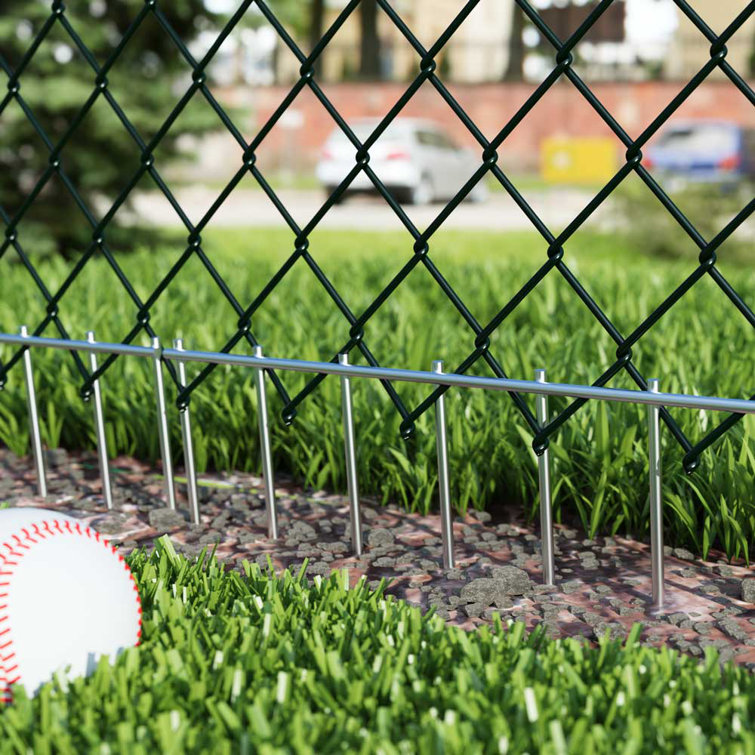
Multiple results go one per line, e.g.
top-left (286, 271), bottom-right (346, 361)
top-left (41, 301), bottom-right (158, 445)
top-left (2, 447), bottom-right (754, 670)
top-left (122, 187), bottom-right (607, 233)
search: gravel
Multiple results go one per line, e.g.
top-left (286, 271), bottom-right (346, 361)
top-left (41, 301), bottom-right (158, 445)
top-left (470, 510), bottom-right (492, 523)
top-left (367, 528), bottom-right (395, 548)
top-left (461, 603), bottom-right (484, 619)
top-left (717, 618), bottom-right (749, 643)
top-left (741, 579), bottom-right (755, 604)
top-left (486, 566), bottom-right (533, 592)
top-left (460, 572), bottom-right (531, 607)
top-left (672, 548), bottom-right (696, 561)
top-left (667, 612), bottom-right (689, 626)
top-left (372, 556), bottom-right (398, 567)
top-left (5, 446), bottom-right (755, 671)
top-left (148, 507), bottom-right (187, 532)
top-left (322, 541), bottom-right (349, 554)
top-left (561, 580), bottom-right (582, 594)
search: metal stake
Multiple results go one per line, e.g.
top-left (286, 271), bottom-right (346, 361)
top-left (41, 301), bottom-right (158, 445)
top-left (86, 331), bottom-right (113, 510)
top-left (339, 353), bottom-right (363, 556)
top-left (20, 325), bottom-right (46, 498)
top-left (648, 377), bottom-right (664, 612)
top-left (151, 337), bottom-right (176, 509)
top-left (175, 339), bottom-right (200, 525)
top-left (535, 369), bottom-right (555, 586)
top-left (254, 345), bottom-right (278, 540)
top-left (433, 360), bottom-right (455, 570)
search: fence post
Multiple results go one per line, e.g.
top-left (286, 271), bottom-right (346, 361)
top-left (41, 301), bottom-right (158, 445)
top-left (535, 369), bottom-right (555, 586)
top-left (86, 331), bottom-right (113, 510)
top-left (19, 325), bottom-right (47, 498)
top-left (175, 339), bottom-right (200, 525)
top-left (151, 337), bottom-right (176, 509)
top-left (648, 378), bottom-right (664, 612)
top-left (432, 360), bottom-right (455, 570)
top-left (339, 353), bottom-right (363, 556)
top-left (254, 345), bottom-right (278, 540)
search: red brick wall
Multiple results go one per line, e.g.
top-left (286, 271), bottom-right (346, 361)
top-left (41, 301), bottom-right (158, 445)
top-left (228, 80), bottom-right (755, 172)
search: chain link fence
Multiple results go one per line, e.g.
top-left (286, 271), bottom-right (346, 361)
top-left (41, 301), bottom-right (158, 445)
top-left (0, 0), bottom-right (753, 482)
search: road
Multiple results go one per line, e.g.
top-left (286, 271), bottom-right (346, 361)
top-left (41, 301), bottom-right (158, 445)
top-left (124, 186), bottom-right (610, 234)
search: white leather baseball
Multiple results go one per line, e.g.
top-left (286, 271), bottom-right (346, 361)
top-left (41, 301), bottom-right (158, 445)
top-left (0, 507), bottom-right (142, 702)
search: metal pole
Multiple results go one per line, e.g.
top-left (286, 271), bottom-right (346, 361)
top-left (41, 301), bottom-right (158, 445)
top-left (433, 360), bottom-right (455, 570)
top-left (86, 331), bottom-right (113, 510)
top-left (175, 339), bottom-right (200, 525)
top-left (535, 369), bottom-right (555, 586)
top-left (2, 333), bottom-right (754, 416)
top-left (20, 325), bottom-right (47, 498)
top-left (151, 337), bottom-right (176, 509)
top-left (254, 345), bottom-right (278, 540)
top-left (648, 377), bottom-right (664, 612)
top-left (339, 353), bottom-right (363, 556)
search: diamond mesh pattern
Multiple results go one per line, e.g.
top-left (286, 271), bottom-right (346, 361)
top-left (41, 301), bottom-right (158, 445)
top-left (0, 0), bottom-right (753, 473)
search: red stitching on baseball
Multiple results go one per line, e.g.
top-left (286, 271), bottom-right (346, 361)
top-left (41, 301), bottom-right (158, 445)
top-left (0, 518), bottom-right (142, 704)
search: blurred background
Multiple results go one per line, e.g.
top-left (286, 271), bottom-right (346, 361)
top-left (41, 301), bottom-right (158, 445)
top-left (0, 0), bottom-right (753, 256)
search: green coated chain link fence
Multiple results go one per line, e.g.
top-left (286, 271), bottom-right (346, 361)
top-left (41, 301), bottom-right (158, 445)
top-left (0, 0), bottom-right (753, 475)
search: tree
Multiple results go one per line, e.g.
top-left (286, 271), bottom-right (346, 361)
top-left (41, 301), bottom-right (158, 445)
top-left (359, 0), bottom-right (381, 80)
top-left (503, 2), bottom-right (526, 82)
top-left (308, 0), bottom-right (325, 59)
top-left (265, 0), bottom-right (325, 81)
top-left (0, 0), bottom-right (218, 256)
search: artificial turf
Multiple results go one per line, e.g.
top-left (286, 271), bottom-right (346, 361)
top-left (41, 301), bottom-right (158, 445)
top-left (1, 229), bottom-right (753, 561)
top-left (1, 538), bottom-right (752, 754)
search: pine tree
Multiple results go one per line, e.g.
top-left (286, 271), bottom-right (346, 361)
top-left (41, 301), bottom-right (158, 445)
top-left (0, 1), bottom-right (218, 256)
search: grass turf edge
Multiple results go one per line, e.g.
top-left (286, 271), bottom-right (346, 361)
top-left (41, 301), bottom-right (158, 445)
top-left (0, 537), bottom-right (753, 754)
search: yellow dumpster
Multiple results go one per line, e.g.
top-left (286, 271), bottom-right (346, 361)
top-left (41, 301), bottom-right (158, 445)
top-left (541, 137), bottom-right (618, 184)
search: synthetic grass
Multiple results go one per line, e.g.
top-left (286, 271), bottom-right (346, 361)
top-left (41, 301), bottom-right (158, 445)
top-left (0, 538), bottom-right (753, 754)
top-left (0, 229), bottom-right (753, 560)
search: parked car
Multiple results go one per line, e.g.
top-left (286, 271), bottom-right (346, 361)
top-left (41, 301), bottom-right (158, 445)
top-left (316, 118), bottom-right (487, 205)
top-left (645, 120), bottom-right (755, 191)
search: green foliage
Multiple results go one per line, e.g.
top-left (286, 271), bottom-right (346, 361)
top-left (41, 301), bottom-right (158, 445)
top-left (0, 228), bottom-right (753, 561)
top-left (1, 538), bottom-right (753, 753)
top-left (0, 1), bottom-right (218, 254)
top-left (610, 179), bottom-right (752, 264)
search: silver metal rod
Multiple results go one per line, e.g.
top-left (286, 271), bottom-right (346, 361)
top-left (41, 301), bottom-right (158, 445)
top-left (1, 333), bottom-right (753, 415)
top-left (151, 337), bottom-right (176, 510)
top-left (648, 378), bottom-right (664, 611)
top-left (86, 331), bottom-right (113, 510)
top-left (254, 345), bottom-right (278, 540)
top-left (0, 333), bottom-right (152, 358)
top-left (154, 352), bottom-right (755, 415)
top-left (339, 353), bottom-right (363, 556)
top-left (535, 369), bottom-right (555, 586)
top-left (433, 360), bottom-right (455, 570)
top-left (19, 326), bottom-right (46, 498)
top-left (175, 339), bottom-right (200, 525)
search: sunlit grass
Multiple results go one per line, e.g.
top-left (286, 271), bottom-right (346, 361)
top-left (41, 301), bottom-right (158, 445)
top-left (0, 228), bottom-right (752, 560)
top-left (1, 539), bottom-right (753, 753)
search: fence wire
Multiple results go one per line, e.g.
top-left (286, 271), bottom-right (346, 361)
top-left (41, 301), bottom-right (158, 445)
top-left (0, 0), bottom-right (753, 475)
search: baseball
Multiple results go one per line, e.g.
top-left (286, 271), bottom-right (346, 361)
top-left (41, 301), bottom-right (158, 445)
top-left (0, 507), bottom-right (142, 703)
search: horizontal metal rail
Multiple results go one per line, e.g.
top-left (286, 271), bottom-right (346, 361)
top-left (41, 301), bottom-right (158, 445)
top-left (3, 326), bottom-right (753, 613)
top-left (1, 332), bottom-right (753, 416)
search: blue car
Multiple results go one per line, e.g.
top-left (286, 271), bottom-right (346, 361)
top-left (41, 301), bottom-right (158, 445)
top-left (645, 120), bottom-right (755, 191)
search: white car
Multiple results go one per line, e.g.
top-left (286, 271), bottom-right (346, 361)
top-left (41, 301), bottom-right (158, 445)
top-left (316, 118), bottom-right (488, 205)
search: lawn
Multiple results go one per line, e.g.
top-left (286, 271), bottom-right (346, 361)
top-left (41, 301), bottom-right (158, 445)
top-left (0, 539), bottom-right (752, 754)
top-left (0, 228), bottom-right (753, 560)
